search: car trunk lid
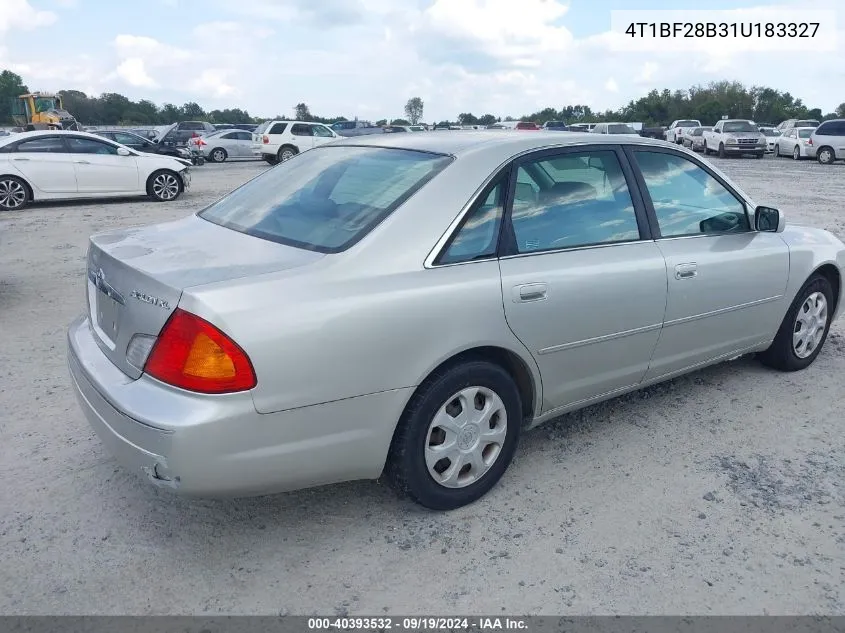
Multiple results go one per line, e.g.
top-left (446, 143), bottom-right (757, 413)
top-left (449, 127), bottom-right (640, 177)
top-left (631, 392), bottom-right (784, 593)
top-left (86, 214), bottom-right (324, 379)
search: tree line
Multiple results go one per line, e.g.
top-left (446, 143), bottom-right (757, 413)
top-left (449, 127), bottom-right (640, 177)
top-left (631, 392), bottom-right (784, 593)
top-left (2, 69), bottom-right (842, 129)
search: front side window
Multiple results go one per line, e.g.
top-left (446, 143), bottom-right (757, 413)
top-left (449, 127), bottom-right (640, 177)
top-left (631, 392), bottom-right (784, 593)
top-left (437, 178), bottom-right (506, 265)
top-left (508, 150), bottom-right (640, 253)
top-left (15, 137), bottom-right (66, 153)
top-left (67, 138), bottom-right (119, 155)
top-left (199, 147), bottom-right (452, 253)
top-left (634, 151), bottom-right (749, 237)
top-left (311, 125), bottom-right (334, 138)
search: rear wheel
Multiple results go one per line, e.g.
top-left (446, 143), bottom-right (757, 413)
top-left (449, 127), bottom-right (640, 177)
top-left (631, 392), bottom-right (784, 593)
top-left (817, 146), bottom-right (835, 165)
top-left (385, 360), bottom-right (522, 510)
top-left (210, 148), bottom-right (227, 163)
top-left (793, 145), bottom-right (801, 160)
top-left (759, 274), bottom-right (834, 372)
top-left (146, 170), bottom-right (183, 202)
top-left (774, 144), bottom-right (781, 157)
top-left (0, 175), bottom-right (29, 211)
top-left (278, 145), bottom-right (298, 162)
top-left (718, 143), bottom-right (726, 158)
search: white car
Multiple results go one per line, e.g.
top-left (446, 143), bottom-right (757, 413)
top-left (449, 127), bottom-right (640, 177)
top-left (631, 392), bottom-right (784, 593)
top-left (0, 130), bottom-right (191, 211)
top-left (590, 122), bottom-right (641, 137)
top-left (665, 119), bottom-right (702, 144)
top-left (251, 120), bottom-right (338, 165)
top-left (774, 127), bottom-right (816, 160)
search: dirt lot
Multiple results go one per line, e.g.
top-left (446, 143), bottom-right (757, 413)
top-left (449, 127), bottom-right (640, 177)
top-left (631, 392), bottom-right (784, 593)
top-left (1, 154), bottom-right (844, 616)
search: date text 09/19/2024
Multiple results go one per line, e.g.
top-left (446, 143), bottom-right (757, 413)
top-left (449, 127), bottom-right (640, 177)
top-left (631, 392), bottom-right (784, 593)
top-left (624, 22), bottom-right (820, 38)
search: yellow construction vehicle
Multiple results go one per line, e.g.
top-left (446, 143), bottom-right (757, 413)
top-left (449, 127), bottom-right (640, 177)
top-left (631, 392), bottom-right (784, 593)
top-left (10, 92), bottom-right (80, 131)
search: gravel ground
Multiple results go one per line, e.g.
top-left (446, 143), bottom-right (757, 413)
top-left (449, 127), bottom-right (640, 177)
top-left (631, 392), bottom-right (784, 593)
top-left (1, 154), bottom-right (844, 616)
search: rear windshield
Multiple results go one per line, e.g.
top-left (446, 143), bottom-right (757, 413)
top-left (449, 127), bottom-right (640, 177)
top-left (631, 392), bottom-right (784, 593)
top-left (723, 121), bottom-right (757, 132)
top-left (798, 129), bottom-right (813, 138)
top-left (254, 121), bottom-right (271, 134)
top-left (677, 120), bottom-right (699, 127)
top-left (608, 124), bottom-right (637, 134)
top-left (796, 120), bottom-right (819, 128)
top-left (199, 147), bottom-right (453, 253)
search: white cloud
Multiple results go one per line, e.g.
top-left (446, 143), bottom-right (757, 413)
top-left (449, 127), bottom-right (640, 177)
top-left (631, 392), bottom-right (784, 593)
top-left (116, 58), bottom-right (157, 88)
top-left (0, 0), bottom-right (57, 33)
top-left (605, 78), bottom-right (619, 93)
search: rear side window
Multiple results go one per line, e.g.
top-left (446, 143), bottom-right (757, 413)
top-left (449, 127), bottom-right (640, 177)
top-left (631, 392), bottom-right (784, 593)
top-left (14, 137), bottom-right (67, 153)
top-left (268, 123), bottom-right (288, 134)
top-left (816, 121), bottom-right (845, 136)
top-left (199, 147), bottom-right (453, 253)
top-left (291, 124), bottom-right (312, 136)
top-left (436, 178), bottom-right (506, 265)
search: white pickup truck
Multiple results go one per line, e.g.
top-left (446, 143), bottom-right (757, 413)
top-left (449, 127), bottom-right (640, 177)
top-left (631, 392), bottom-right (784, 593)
top-left (702, 119), bottom-right (766, 159)
top-left (664, 119), bottom-right (701, 144)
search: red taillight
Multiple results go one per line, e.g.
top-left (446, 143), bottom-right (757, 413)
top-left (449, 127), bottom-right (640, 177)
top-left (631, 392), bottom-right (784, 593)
top-left (807, 138), bottom-right (813, 145)
top-left (262, 135), bottom-right (269, 144)
top-left (144, 308), bottom-right (256, 394)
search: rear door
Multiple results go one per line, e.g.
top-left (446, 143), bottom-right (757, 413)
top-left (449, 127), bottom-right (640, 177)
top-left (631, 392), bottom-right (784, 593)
top-left (6, 135), bottom-right (77, 193)
top-left (290, 123), bottom-right (315, 150)
top-left (66, 136), bottom-right (140, 193)
top-left (627, 147), bottom-right (789, 380)
top-left (497, 145), bottom-right (667, 412)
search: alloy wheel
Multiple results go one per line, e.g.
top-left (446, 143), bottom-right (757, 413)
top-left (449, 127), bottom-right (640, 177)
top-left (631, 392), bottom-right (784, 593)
top-left (152, 173), bottom-right (180, 200)
top-left (0, 178), bottom-right (26, 210)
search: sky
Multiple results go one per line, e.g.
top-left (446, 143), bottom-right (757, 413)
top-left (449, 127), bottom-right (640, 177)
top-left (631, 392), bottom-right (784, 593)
top-left (0, 0), bottom-right (842, 122)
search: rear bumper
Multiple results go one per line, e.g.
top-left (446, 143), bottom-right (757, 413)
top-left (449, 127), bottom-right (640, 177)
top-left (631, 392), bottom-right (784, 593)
top-left (67, 316), bottom-right (411, 497)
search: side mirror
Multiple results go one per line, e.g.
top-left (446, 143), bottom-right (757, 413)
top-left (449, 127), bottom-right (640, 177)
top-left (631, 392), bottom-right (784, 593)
top-left (755, 206), bottom-right (784, 233)
top-left (117, 147), bottom-right (132, 156)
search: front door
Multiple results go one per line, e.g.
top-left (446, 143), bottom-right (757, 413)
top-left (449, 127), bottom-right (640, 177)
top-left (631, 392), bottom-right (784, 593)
top-left (8, 135), bottom-right (77, 193)
top-left (628, 148), bottom-right (790, 381)
top-left (66, 136), bottom-right (140, 193)
top-left (311, 124), bottom-right (337, 148)
top-left (497, 146), bottom-right (668, 412)
top-left (290, 123), bottom-right (315, 150)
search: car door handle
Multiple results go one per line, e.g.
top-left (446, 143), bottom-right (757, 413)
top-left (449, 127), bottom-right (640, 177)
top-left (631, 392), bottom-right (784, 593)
top-left (513, 283), bottom-right (548, 302)
top-left (675, 263), bottom-right (698, 280)
top-left (75, 160), bottom-right (91, 164)
top-left (11, 157), bottom-right (29, 161)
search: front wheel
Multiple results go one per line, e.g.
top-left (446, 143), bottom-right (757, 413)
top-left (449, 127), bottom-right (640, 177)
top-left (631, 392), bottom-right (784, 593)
top-left (774, 144), bottom-right (780, 157)
top-left (0, 175), bottom-right (29, 211)
top-left (759, 274), bottom-right (834, 372)
top-left (793, 146), bottom-right (801, 160)
top-left (209, 148), bottom-right (227, 163)
top-left (718, 143), bottom-right (726, 158)
top-left (146, 170), bottom-right (183, 202)
top-left (385, 360), bottom-right (522, 510)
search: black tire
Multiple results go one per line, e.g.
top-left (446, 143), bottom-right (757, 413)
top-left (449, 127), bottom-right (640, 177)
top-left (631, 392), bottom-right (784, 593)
top-left (774, 144), bottom-right (780, 158)
top-left (755, 153), bottom-right (763, 159)
top-left (209, 148), bottom-right (227, 163)
top-left (0, 175), bottom-right (30, 211)
top-left (793, 146), bottom-right (801, 160)
top-left (703, 141), bottom-right (709, 155)
top-left (278, 145), bottom-right (298, 162)
top-left (146, 169), bottom-right (183, 202)
top-left (384, 360), bottom-right (523, 510)
top-left (758, 274), bottom-right (835, 372)
top-left (817, 146), bottom-right (835, 165)
top-left (718, 143), bottom-right (726, 158)
top-left (264, 155), bottom-right (278, 165)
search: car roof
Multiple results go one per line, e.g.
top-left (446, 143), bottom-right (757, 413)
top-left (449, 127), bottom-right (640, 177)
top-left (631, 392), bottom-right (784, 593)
top-left (0, 129), bottom-right (115, 146)
top-left (329, 130), bottom-right (677, 159)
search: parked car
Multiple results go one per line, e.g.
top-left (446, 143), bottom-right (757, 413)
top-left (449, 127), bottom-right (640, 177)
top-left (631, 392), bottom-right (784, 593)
top-left (158, 121), bottom-right (217, 147)
top-left (639, 126), bottom-right (666, 140)
top-left (0, 130), bottom-right (10, 137)
top-left (251, 120), bottom-right (339, 164)
top-left (682, 126), bottom-right (712, 152)
top-left (129, 128), bottom-right (161, 141)
top-left (213, 123), bottom-right (257, 133)
top-left (515, 121), bottom-right (541, 130)
top-left (93, 129), bottom-right (191, 160)
top-left (568, 123), bottom-right (596, 132)
top-left (703, 119), bottom-right (766, 158)
top-left (590, 122), bottom-right (640, 137)
top-left (384, 125), bottom-right (425, 133)
top-left (66, 131), bottom-right (844, 510)
top-left (196, 129), bottom-right (256, 162)
top-left (542, 121), bottom-right (568, 131)
top-left (774, 127), bottom-right (816, 160)
top-left (809, 118), bottom-right (845, 165)
top-left (331, 120), bottom-right (385, 137)
top-left (776, 119), bottom-right (820, 135)
top-left (758, 127), bottom-right (781, 153)
top-left (664, 119), bottom-right (702, 144)
top-left (0, 130), bottom-right (190, 211)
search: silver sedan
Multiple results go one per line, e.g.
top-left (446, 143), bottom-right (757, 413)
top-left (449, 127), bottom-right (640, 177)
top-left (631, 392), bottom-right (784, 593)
top-left (68, 132), bottom-right (845, 510)
top-left (197, 129), bottom-right (256, 162)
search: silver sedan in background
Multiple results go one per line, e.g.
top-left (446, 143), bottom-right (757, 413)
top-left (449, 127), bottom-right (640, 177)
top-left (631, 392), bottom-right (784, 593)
top-left (683, 125), bottom-right (712, 152)
top-left (68, 132), bottom-right (845, 510)
top-left (196, 128), bottom-right (257, 162)
top-left (774, 126), bottom-right (816, 160)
